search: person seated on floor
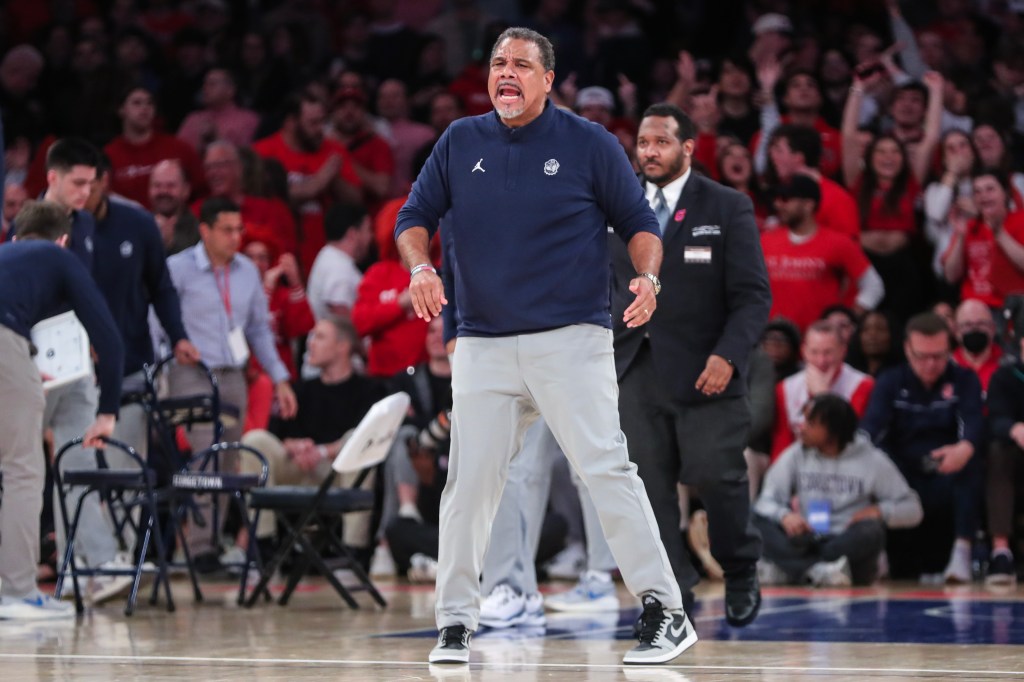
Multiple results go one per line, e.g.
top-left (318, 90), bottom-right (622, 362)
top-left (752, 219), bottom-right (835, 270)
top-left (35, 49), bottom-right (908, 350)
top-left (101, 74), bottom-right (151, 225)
top-left (754, 394), bottom-right (923, 586)
top-left (241, 316), bottom-right (387, 559)
top-left (860, 312), bottom-right (985, 583)
top-left (982, 321), bottom-right (1024, 586)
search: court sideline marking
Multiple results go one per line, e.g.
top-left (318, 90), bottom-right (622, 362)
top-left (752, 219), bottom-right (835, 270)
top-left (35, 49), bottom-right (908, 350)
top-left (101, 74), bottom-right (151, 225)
top-left (0, 652), bottom-right (1020, 677)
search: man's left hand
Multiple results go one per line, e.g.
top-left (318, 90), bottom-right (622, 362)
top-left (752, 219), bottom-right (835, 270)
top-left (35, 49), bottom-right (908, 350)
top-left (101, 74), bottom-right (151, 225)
top-left (174, 339), bottom-right (201, 365)
top-left (932, 441), bottom-right (973, 474)
top-left (276, 381), bottom-right (298, 419)
top-left (695, 354), bottom-right (734, 396)
top-left (624, 276), bottom-right (657, 328)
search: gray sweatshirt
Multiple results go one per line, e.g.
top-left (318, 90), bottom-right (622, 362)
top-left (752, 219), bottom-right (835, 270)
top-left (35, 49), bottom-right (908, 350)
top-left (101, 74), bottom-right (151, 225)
top-left (754, 433), bottom-right (924, 535)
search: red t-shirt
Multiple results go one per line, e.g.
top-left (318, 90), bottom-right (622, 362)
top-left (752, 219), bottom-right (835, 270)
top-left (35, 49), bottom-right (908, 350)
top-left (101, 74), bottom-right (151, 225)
top-left (252, 132), bottom-right (362, 275)
top-left (854, 176), bottom-right (921, 234)
top-left (104, 133), bottom-right (205, 208)
top-left (351, 260), bottom-right (428, 377)
top-left (942, 212), bottom-right (1024, 308)
top-left (817, 176), bottom-right (860, 240)
top-left (953, 344), bottom-right (1003, 395)
top-left (448, 64), bottom-right (492, 117)
top-left (761, 228), bottom-right (871, 331)
top-left (346, 129), bottom-right (395, 213)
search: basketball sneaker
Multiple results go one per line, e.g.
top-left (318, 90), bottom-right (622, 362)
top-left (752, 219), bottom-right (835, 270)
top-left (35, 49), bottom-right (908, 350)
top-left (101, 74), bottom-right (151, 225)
top-left (479, 583), bottom-right (525, 628)
top-left (0, 593), bottom-right (75, 621)
top-left (622, 594), bottom-right (697, 664)
top-left (429, 625), bottom-right (473, 664)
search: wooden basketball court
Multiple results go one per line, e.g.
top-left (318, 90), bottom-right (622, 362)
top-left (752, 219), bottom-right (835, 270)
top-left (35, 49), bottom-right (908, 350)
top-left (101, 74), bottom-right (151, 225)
top-left (1, 575), bottom-right (1021, 681)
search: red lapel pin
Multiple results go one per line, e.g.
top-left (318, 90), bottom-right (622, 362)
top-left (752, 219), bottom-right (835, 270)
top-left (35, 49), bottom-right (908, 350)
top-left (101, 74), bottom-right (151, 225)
top-left (674, 209), bottom-right (686, 222)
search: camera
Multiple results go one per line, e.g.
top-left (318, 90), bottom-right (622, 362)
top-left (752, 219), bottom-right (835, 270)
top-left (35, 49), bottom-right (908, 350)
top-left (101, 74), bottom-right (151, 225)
top-left (418, 410), bottom-right (452, 450)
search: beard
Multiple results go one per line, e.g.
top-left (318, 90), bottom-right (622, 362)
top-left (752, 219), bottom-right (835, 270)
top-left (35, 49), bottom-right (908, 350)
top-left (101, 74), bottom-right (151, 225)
top-left (151, 195), bottom-right (180, 217)
top-left (641, 154), bottom-right (685, 186)
top-left (495, 103), bottom-right (526, 120)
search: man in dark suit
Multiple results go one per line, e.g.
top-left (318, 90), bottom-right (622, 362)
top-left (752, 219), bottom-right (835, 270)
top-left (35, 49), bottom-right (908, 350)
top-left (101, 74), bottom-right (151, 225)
top-left (610, 103), bottom-right (772, 627)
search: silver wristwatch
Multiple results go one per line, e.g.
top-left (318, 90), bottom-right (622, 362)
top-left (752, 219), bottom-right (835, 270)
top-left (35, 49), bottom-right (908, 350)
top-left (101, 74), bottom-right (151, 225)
top-left (637, 272), bottom-right (661, 296)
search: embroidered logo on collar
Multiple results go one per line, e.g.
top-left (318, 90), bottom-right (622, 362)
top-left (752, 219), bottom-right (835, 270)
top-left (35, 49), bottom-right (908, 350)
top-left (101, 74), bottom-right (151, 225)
top-left (120, 240), bottom-right (133, 258)
top-left (544, 159), bottom-right (560, 176)
top-left (472, 158), bottom-right (485, 173)
top-left (691, 224), bottom-right (721, 237)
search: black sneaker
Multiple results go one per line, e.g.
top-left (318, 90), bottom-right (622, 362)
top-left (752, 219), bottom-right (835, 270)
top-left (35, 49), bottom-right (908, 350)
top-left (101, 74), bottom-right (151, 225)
top-left (429, 624), bottom-right (473, 664)
top-left (623, 594), bottom-right (698, 664)
top-left (985, 552), bottom-right (1017, 586)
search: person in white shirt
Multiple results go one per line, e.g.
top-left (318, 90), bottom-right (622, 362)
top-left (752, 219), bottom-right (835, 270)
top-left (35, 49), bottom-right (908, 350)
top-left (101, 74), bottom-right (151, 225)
top-left (307, 202), bottom-right (373, 320)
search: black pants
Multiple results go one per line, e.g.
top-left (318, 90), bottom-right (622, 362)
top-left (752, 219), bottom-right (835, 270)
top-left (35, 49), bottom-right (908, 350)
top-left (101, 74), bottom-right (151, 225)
top-left (619, 344), bottom-right (762, 595)
top-left (754, 514), bottom-right (886, 585)
top-left (887, 453), bottom-right (983, 578)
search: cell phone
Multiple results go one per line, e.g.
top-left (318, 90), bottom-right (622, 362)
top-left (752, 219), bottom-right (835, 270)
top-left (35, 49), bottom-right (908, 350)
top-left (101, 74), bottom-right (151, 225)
top-left (920, 454), bottom-right (941, 474)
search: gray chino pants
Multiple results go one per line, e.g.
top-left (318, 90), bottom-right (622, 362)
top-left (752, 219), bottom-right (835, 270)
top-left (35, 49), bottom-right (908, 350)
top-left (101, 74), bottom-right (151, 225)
top-left (0, 327), bottom-right (48, 598)
top-left (435, 325), bottom-right (680, 630)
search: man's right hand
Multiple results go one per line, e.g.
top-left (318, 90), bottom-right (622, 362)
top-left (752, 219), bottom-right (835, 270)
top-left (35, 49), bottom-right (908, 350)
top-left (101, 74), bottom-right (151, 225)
top-left (781, 512), bottom-right (812, 537)
top-left (284, 438), bottom-right (319, 471)
top-left (1011, 422), bottom-right (1024, 450)
top-left (83, 414), bottom-right (116, 448)
top-left (408, 269), bottom-right (447, 321)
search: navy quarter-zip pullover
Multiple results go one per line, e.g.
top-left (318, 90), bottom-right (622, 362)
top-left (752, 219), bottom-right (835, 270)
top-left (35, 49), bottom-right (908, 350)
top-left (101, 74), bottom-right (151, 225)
top-left (396, 100), bottom-right (660, 337)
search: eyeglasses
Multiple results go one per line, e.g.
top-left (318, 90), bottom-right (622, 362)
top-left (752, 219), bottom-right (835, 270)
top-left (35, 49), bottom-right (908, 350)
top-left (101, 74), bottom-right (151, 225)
top-left (906, 347), bottom-right (949, 363)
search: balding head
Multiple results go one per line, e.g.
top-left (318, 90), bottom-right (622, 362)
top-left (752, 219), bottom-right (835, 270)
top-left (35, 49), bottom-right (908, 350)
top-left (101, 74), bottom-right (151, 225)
top-left (955, 298), bottom-right (992, 328)
top-left (3, 184), bottom-right (29, 225)
top-left (0, 44), bottom-right (45, 95)
top-left (203, 140), bottom-right (243, 199)
top-left (954, 297), bottom-right (995, 353)
top-left (149, 160), bottom-right (190, 217)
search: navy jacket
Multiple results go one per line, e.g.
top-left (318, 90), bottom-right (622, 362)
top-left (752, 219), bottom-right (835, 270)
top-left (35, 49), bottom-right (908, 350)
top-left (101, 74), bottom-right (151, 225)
top-left (610, 172), bottom-right (771, 404)
top-left (396, 100), bottom-right (659, 337)
top-left (987, 360), bottom-right (1024, 444)
top-left (93, 197), bottom-right (187, 375)
top-left (861, 362), bottom-right (984, 474)
top-left (0, 240), bottom-right (123, 413)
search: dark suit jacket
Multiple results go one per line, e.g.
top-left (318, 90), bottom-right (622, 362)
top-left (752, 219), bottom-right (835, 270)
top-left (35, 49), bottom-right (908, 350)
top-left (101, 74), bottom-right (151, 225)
top-left (610, 172), bottom-right (771, 405)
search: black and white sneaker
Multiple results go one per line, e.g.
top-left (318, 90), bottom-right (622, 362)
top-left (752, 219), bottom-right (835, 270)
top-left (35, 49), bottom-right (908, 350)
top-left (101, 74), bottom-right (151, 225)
top-left (985, 551), bottom-right (1017, 586)
top-left (429, 625), bottom-right (473, 664)
top-left (623, 594), bottom-right (698, 664)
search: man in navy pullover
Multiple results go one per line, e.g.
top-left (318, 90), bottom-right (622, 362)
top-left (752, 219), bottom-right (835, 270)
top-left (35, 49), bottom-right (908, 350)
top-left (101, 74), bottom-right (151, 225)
top-left (0, 201), bottom-right (123, 620)
top-left (861, 312), bottom-right (984, 582)
top-left (59, 154), bottom-right (200, 604)
top-left (396, 27), bottom-right (692, 666)
top-left (87, 154), bottom-right (200, 383)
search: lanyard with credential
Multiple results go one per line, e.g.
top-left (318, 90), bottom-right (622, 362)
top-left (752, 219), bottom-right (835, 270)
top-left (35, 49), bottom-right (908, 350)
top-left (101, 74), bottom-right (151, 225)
top-left (215, 265), bottom-right (233, 325)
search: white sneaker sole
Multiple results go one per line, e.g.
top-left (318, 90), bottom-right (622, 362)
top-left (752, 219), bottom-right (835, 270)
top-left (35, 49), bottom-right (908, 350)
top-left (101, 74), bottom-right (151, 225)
top-left (985, 573), bottom-right (1017, 587)
top-left (479, 610), bottom-right (524, 628)
top-left (428, 649), bottom-right (470, 664)
top-left (0, 604), bottom-right (76, 621)
top-left (545, 595), bottom-right (620, 612)
top-left (622, 628), bottom-right (698, 665)
top-left (90, 575), bottom-right (135, 605)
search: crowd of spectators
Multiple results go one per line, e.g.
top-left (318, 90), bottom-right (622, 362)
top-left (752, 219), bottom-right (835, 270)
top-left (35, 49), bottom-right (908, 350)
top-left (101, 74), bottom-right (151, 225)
top-left (3, 0), bottom-right (1024, 594)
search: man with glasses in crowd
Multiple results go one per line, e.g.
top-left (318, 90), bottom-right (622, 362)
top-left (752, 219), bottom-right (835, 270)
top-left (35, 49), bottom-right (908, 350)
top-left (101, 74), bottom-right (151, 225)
top-left (861, 312), bottom-right (984, 583)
